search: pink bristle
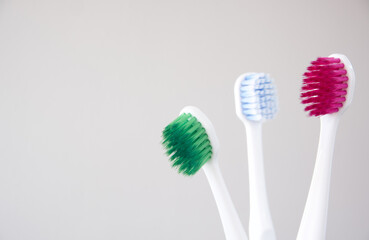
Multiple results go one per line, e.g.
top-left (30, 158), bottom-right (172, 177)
top-left (301, 57), bottom-right (348, 117)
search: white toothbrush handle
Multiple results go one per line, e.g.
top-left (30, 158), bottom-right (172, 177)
top-left (297, 115), bottom-right (340, 240)
top-left (203, 161), bottom-right (248, 240)
top-left (244, 121), bottom-right (276, 240)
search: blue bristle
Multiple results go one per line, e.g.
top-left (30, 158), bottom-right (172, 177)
top-left (240, 73), bottom-right (278, 121)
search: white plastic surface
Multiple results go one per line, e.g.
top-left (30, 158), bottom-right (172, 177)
top-left (234, 77), bottom-right (277, 240)
top-left (180, 106), bottom-right (248, 240)
top-left (329, 53), bottom-right (355, 114)
top-left (296, 54), bottom-right (355, 240)
top-left (244, 121), bottom-right (276, 240)
top-left (296, 116), bottom-right (340, 240)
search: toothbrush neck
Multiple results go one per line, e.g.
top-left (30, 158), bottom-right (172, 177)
top-left (244, 121), bottom-right (276, 240)
top-left (297, 115), bottom-right (340, 240)
top-left (244, 121), bottom-right (265, 200)
top-left (202, 162), bottom-right (248, 240)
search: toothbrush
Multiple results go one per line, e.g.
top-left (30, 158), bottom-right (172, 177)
top-left (162, 106), bottom-right (248, 240)
top-left (297, 54), bottom-right (355, 240)
top-left (234, 73), bottom-right (278, 240)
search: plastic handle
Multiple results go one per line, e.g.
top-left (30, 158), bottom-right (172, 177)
top-left (244, 121), bottom-right (276, 240)
top-left (202, 161), bottom-right (248, 240)
top-left (297, 115), bottom-right (340, 240)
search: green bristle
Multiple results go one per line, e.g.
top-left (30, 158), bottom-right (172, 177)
top-left (162, 113), bottom-right (213, 176)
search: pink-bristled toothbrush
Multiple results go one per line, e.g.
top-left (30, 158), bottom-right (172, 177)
top-left (297, 54), bottom-right (355, 240)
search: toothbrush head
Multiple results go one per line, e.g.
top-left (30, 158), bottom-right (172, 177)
top-left (162, 106), bottom-right (219, 176)
top-left (301, 54), bottom-right (355, 117)
top-left (234, 73), bottom-right (278, 122)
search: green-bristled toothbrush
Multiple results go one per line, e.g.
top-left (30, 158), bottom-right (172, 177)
top-left (162, 106), bottom-right (248, 240)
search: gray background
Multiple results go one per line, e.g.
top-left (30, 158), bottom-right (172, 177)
top-left (0, 0), bottom-right (368, 239)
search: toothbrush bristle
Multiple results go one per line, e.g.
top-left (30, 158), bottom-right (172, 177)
top-left (301, 57), bottom-right (348, 117)
top-left (162, 113), bottom-right (212, 176)
top-left (240, 73), bottom-right (278, 121)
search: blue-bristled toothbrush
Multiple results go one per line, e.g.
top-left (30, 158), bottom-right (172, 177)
top-left (162, 106), bottom-right (248, 240)
top-left (234, 73), bottom-right (278, 240)
top-left (297, 54), bottom-right (355, 240)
